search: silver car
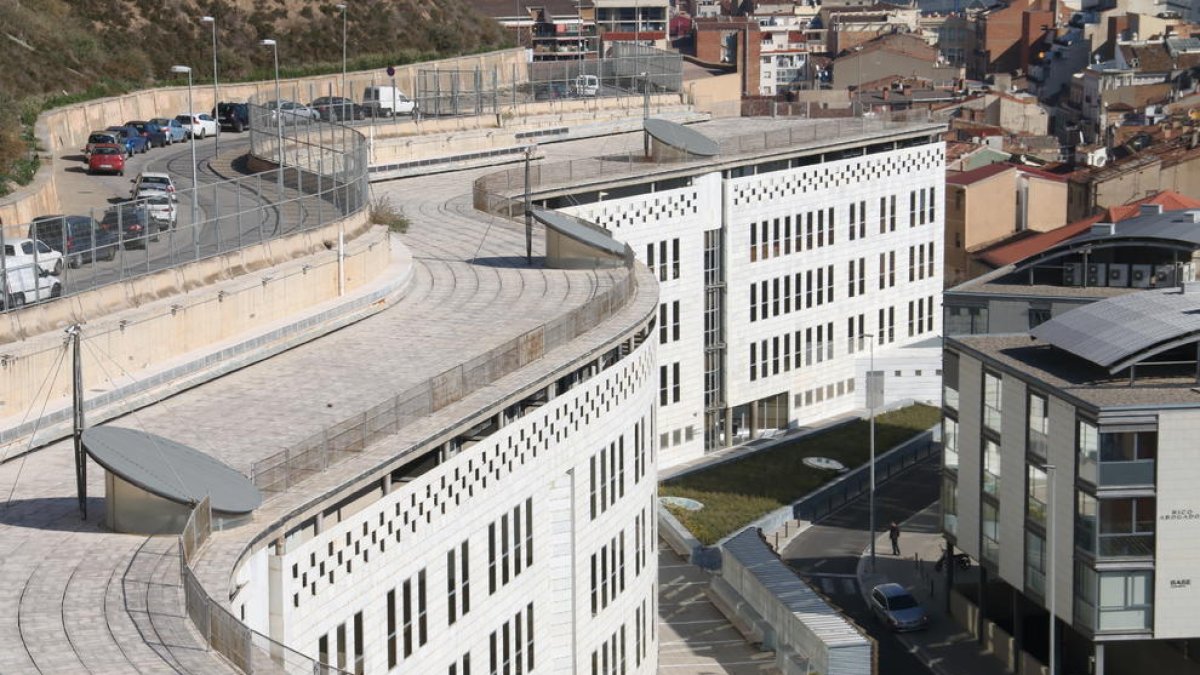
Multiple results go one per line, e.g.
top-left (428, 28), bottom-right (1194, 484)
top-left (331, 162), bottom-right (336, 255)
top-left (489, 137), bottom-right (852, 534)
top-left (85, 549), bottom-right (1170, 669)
top-left (869, 583), bottom-right (929, 632)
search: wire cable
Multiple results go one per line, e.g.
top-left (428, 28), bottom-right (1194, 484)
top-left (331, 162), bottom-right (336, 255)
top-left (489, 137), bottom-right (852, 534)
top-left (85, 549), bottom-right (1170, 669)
top-left (3, 345), bottom-right (67, 510)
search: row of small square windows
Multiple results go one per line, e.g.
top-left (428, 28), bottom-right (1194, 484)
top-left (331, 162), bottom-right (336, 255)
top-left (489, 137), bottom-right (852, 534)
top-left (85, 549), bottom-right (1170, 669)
top-left (586, 191), bottom-right (700, 231)
top-left (286, 348), bottom-right (654, 605)
top-left (731, 147), bottom-right (941, 206)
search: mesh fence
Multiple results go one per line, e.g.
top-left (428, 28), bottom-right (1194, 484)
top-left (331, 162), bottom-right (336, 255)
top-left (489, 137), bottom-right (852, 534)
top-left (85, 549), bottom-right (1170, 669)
top-left (2, 101), bottom-right (369, 316)
top-left (416, 44), bottom-right (683, 116)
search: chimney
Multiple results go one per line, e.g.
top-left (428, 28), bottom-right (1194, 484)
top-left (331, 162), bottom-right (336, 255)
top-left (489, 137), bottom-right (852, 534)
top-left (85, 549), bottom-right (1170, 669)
top-left (1139, 204), bottom-right (1164, 216)
top-left (1091, 222), bottom-right (1116, 236)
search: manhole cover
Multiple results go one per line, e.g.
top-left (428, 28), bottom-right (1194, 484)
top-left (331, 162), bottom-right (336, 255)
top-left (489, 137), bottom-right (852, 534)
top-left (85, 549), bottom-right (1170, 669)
top-left (659, 496), bottom-right (704, 511)
top-left (803, 456), bottom-right (846, 472)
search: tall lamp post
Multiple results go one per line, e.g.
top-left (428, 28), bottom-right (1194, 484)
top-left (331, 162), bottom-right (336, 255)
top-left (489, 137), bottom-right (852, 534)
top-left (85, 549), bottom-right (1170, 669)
top-left (336, 4), bottom-right (348, 101)
top-left (1046, 463), bottom-right (1057, 675)
top-left (862, 331), bottom-right (879, 570)
top-left (260, 39), bottom-right (284, 192)
top-left (200, 16), bottom-right (219, 155)
top-left (171, 65), bottom-right (200, 262)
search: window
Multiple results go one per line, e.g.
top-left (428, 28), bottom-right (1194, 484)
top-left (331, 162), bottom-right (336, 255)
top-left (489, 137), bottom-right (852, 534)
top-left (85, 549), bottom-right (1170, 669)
top-left (982, 501), bottom-right (999, 564)
top-left (983, 438), bottom-right (1000, 497)
top-left (1100, 497), bottom-right (1156, 557)
top-left (672, 239), bottom-right (680, 279)
top-left (943, 417), bottom-right (959, 470)
top-left (659, 366), bottom-right (668, 406)
top-left (1098, 431), bottom-right (1156, 486)
top-left (983, 371), bottom-right (1002, 432)
top-left (1027, 464), bottom-right (1047, 526)
top-left (354, 611), bottom-right (365, 675)
top-left (1098, 571), bottom-right (1153, 631)
top-left (1078, 420), bottom-right (1098, 485)
top-left (1025, 531), bottom-right (1046, 600)
top-left (672, 362), bottom-right (681, 403)
top-left (750, 343), bottom-right (757, 381)
top-left (1027, 393), bottom-right (1048, 459)
top-left (942, 475), bottom-right (958, 536)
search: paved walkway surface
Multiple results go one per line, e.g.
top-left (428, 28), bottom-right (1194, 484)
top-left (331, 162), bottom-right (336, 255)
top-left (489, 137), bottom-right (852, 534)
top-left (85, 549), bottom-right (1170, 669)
top-left (658, 544), bottom-right (778, 674)
top-left (860, 506), bottom-right (1009, 675)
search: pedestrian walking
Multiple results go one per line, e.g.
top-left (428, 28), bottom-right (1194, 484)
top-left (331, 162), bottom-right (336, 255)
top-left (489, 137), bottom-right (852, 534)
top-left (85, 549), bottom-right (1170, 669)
top-left (889, 521), bottom-right (901, 555)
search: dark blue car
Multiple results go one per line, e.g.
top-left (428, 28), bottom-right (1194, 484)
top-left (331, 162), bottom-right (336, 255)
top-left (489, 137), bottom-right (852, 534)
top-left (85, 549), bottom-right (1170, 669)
top-left (125, 120), bottom-right (169, 148)
top-left (106, 126), bottom-right (149, 156)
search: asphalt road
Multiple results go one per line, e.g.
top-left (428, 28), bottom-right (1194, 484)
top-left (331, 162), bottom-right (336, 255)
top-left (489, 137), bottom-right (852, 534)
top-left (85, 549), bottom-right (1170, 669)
top-left (32, 133), bottom-right (332, 298)
top-left (781, 458), bottom-right (942, 675)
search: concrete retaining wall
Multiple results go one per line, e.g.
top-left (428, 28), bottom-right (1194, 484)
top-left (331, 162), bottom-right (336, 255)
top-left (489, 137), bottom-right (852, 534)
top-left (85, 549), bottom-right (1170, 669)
top-left (0, 210), bottom-right (384, 438)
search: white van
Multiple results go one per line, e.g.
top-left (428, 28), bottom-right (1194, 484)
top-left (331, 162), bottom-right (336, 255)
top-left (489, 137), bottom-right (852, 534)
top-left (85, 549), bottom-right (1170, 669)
top-left (572, 75), bottom-right (600, 97)
top-left (362, 86), bottom-right (417, 117)
top-left (1, 246), bottom-right (62, 309)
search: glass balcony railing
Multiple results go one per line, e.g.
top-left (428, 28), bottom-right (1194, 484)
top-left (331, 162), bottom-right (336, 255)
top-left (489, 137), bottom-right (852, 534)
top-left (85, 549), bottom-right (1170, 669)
top-left (1099, 532), bottom-right (1154, 557)
top-left (1098, 460), bottom-right (1155, 487)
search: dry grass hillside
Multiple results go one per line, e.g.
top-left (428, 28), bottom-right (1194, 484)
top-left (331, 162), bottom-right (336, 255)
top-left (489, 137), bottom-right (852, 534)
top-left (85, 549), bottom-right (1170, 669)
top-left (0, 0), bottom-right (510, 196)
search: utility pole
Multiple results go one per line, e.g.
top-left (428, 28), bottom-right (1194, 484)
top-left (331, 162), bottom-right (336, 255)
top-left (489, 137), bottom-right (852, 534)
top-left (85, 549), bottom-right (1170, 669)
top-left (68, 324), bottom-right (86, 520)
top-left (524, 145), bottom-right (535, 264)
top-left (641, 71), bottom-right (650, 157)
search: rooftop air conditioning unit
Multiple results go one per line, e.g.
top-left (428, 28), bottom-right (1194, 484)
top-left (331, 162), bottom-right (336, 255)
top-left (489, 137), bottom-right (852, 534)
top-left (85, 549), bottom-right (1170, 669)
top-left (1154, 264), bottom-right (1177, 287)
top-left (1087, 263), bottom-right (1108, 287)
top-left (1108, 264), bottom-right (1129, 287)
top-left (1064, 262), bottom-right (1083, 286)
top-left (1131, 264), bottom-right (1153, 288)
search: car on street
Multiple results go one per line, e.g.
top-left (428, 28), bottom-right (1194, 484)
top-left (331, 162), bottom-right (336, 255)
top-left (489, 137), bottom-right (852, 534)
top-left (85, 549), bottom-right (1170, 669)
top-left (572, 74), bottom-right (600, 97)
top-left (84, 130), bottom-right (122, 156)
top-left (215, 102), bottom-right (251, 132)
top-left (106, 126), bottom-right (150, 156)
top-left (265, 100), bottom-right (320, 124)
top-left (869, 583), bottom-right (929, 632)
top-left (87, 144), bottom-right (126, 175)
top-left (130, 171), bottom-right (177, 201)
top-left (4, 238), bottom-right (64, 275)
top-left (0, 248), bottom-right (61, 310)
top-left (176, 112), bottom-right (219, 140)
top-left (310, 96), bottom-right (366, 122)
top-left (134, 190), bottom-right (177, 230)
top-left (28, 215), bottom-right (118, 268)
top-left (101, 204), bottom-right (155, 248)
top-left (362, 86), bottom-right (416, 117)
top-left (150, 117), bottom-right (188, 144)
top-left (125, 120), bottom-right (169, 148)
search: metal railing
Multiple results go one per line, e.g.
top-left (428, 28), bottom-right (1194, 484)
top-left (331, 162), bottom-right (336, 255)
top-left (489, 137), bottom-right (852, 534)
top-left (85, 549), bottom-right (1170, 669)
top-left (472, 113), bottom-right (940, 204)
top-left (1, 100), bottom-right (369, 318)
top-left (180, 496), bottom-right (353, 674)
top-left (250, 269), bottom-right (637, 493)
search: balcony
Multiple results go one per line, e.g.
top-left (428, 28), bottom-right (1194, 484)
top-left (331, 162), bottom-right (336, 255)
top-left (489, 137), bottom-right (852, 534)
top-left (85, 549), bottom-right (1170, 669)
top-left (1098, 459), bottom-right (1155, 487)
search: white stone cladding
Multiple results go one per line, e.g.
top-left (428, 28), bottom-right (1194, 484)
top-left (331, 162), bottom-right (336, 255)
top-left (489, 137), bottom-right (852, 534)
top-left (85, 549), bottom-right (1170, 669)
top-left (262, 337), bottom-right (659, 675)
top-left (567, 138), bottom-right (946, 468)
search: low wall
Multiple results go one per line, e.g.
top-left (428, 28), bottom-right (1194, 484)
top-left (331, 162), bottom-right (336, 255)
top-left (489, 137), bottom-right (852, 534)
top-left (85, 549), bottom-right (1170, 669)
top-left (0, 210), bottom-right (386, 447)
top-left (685, 73), bottom-right (742, 118)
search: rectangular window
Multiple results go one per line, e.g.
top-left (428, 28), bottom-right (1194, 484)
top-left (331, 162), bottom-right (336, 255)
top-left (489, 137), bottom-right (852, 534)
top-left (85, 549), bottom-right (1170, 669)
top-left (1098, 571), bottom-right (1153, 630)
top-left (927, 241), bottom-right (935, 278)
top-left (784, 216), bottom-right (792, 254)
top-left (878, 253), bottom-right (886, 290)
top-left (889, 195), bottom-right (896, 230)
top-left (672, 238), bottom-right (680, 279)
top-left (827, 207), bottom-right (835, 245)
top-left (403, 578), bottom-right (413, 657)
top-left (760, 280), bottom-right (768, 319)
top-left (772, 337), bottom-right (780, 375)
top-left (806, 212), bottom-right (814, 249)
top-left (826, 265), bottom-right (834, 304)
top-left (794, 272), bottom-right (802, 310)
top-left (1026, 531), bottom-right (1046, 600)
top-left (672, 301), bottom-right (680, 341)
top-left (354, 611), bottom-right (364, 675)
top-left (448, 549), bottom-right (458, 625)
top-left (1028, 393), bottom-right (1049, 459)
top-left (816, 267), bottom-right (824, 305)
top-left (983, 371), bottom-right (1002, 432)
top-left (1027, 464), bottom-right (1047, 526)
top-left (943, 417), bottom-right (959, 470)
top-left (983, 438), bottom-right (1001, 497)
top-left (879, 196), bottom-right (887, 233)
top-left (501, 514), bottom-right (510, 585)
top-left (848, 260), bottom-right (856, 298)
top-left (888, 251), bottom-right (896, 287)
top-left (488, 523), bottom-right (497, 594)
top-left (659, 303), bottom-right (668, 342)
top-left (928, 186), bottom-right (936, 223)
top-left (806, 270), bottom-right (813, 308)
top-left (1078, 420), bottom-right (1099, 485)
top-left (461, 541), bottom-right (471, 615)
top-left (387, 590), bottom-right (397, 667)
top-left (909, 245), bottom-right (916, 282)
top-left (783, 276), bottom-right (791, 313)
top-left (982, 501), bottom-right (999, 564)
top-left (749, 343), bottom-right (757, 381)
top-left (417, 571), bottom-right (428, 646)
top-left (672, 363), bottom-right (681, 403)
top-left (749, 224), bottom-right (757, 263)
top-left (849, 202), bottom-right (857, 240)
top-left (659, 366), bottom-right (668, 406)
top-left (525, 498), bottom-right (533, 568)
top-left (1099, 431), bottom-right (1157, 486)
top-left (658, 241), bottom-right (667, 282)
top-left (857, 258), bottom-right (865, 296)
top-left (513, 504), bottom-right (522, 576)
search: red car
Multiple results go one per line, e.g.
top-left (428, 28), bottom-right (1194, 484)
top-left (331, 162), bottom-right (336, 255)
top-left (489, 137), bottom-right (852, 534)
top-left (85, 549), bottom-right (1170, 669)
top-left (88, 143), bottom-right (126, 176)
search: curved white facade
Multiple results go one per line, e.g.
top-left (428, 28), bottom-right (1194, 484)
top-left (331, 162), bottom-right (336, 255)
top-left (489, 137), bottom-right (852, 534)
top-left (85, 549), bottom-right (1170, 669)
top-left (239, 334), bottom-right (659, 675)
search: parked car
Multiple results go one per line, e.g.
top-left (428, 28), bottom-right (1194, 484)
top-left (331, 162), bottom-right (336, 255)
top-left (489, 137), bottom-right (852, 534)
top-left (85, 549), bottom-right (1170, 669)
top-left (130, 171), bottom-right (177, 201)
top-left (362, 86), bottom-right (416, 117)
top-left (264, 100), bottom-right (319, 124)
top-left (0, 249), bottom-right (61, 310)
top-left (4, 238), bottom-right (64, 275)
top-left (28, 215), bottom-right (118, 268)
top-left (869, 583), bottom-right (929, 632)
top-left (572, 74), bottom-right (600, 97)
top-left (310, 96), bottom-right (366, 122)
top-left (83, 130), bottom-right (122, 156)
top-left (150, 117), bottom-right (188, 144)
top-left (214, 102), bottom-right (251, 132)
top-left (175, 112), bottom-right (219, 139)
top-left (101, 204), bottom-right (155, 248)
top-left (87, 144), bottom-right (126, 176)
top-left (134, 190), bottom-right (177, 230)
top-left (106, 126), bottom-right (150, 156)
top-left (125, 120), bottom-right (169, 148)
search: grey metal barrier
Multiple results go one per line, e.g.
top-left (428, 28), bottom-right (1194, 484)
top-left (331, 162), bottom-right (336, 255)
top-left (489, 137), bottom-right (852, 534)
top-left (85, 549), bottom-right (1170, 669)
top-left (250, 269), bottom-right (637, 494)
top-left (1, 96), bottom-right (370, 318)
top-left (179, 497), bottom-right (353, 674)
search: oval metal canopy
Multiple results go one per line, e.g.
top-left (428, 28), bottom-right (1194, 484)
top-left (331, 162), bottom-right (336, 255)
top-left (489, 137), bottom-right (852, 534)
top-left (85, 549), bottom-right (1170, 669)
top-left (83, 426), bottom-right (261, 514)
top-left (644, 118), bottom-right (719, 157)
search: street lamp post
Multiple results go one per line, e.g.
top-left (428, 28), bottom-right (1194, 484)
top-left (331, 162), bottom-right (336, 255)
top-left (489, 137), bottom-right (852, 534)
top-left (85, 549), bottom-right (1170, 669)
top-left (260, 39), bottom-right (284, 192)
top-left (200, 16), bottom-right (218, 155)
top-left (1047, 463), bottom-right (1057, 675)
top-left (862, 331), bottom-right (879, 570)
top-left (336, 4), bottom-right (348, 101)
top-left (171, 65), bottom-right (200, 262)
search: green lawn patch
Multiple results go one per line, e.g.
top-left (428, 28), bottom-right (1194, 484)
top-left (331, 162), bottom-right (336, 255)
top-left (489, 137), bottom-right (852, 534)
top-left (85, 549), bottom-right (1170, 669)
top-left (660, 404), bottom-right (940, 545)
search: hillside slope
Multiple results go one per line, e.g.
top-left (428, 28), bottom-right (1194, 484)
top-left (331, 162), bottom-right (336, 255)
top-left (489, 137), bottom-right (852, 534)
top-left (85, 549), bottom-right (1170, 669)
top-left (0, 0), bottom-right (510, 195)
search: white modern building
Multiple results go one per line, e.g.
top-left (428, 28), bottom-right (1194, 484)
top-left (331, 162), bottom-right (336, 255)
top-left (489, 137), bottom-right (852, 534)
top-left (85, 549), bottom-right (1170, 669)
top-left (944, 286), bottom-right (1200, 674)
top-left (560, 119), bottom-right (947, 467)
